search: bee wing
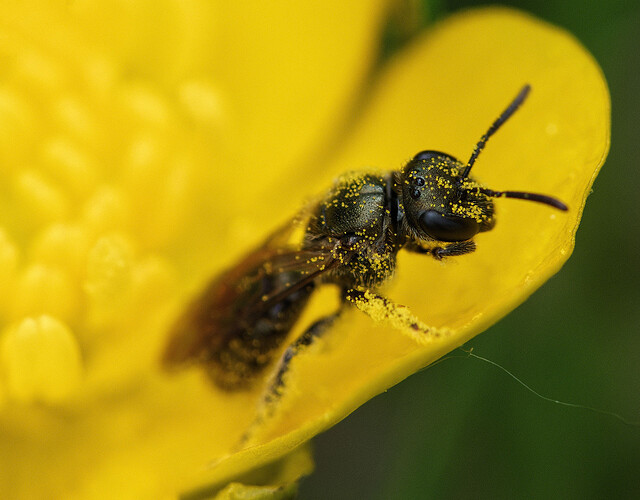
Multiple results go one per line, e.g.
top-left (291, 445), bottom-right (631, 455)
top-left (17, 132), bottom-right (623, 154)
top-left (253, 247), bottom-right (341, 311)
top-left (162, 231), bottom-right (340, 370)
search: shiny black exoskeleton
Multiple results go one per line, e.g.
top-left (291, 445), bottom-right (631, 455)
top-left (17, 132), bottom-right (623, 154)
top-left (163, 85), bottom-right (568, 392)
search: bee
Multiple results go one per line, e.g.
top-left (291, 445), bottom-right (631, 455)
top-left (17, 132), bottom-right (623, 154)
top-left (163, 85), bottom-right (567, 395)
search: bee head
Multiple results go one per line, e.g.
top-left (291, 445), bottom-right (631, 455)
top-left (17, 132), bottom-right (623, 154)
top-left (401, 151), bottom-right (494, 242)
top-left (400, 85), bottom-right (568, 245)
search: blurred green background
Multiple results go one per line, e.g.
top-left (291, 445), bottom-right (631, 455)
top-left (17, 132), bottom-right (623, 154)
top-left (301, 1), bottom-right (640, 499)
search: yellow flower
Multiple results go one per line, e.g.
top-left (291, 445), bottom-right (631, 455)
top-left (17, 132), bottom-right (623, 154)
top-left (0, 2), bottom-right (608, 499)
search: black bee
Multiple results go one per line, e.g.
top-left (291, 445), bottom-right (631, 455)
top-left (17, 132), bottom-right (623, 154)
top-left (163, 85), bottom-right (567, 395)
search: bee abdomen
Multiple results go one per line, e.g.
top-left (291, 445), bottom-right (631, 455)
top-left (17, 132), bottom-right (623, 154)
top-left (209, 282), bottom-right (315, 390)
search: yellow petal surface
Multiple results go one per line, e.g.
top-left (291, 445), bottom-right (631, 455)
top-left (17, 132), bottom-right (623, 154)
top-left (0, 1), bottom-right (392, 498)
top-left (193, 8), bottom-right (609, 491)
top-left (68, 0), bottom-right (393, 265)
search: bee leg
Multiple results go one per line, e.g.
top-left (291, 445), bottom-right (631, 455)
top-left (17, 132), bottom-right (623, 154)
top-left (345, 288), bottom-right (449, 343)
top-left (263, 312), bottom-right (340, 405)
top-left (405, 240), bottom-right (476, 260)
top-left (237, 312), bottom-right (341, 447)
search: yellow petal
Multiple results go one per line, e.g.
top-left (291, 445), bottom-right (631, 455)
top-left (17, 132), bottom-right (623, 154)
top-left (193, 7), bottom-right (609, 490)
top-left (188, 444), bottom-right (313, 500)
top-left (69, 0), bottom-right (393, 201)
top-left (0, 1), bottom-right (395, 498)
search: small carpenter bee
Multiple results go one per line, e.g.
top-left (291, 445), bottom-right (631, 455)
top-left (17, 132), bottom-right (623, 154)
top-left (163, 85), bottom-right (567, 397)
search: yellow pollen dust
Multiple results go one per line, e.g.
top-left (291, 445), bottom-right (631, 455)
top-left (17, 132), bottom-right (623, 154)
top-left (349, 290), bottom-right (450, 345)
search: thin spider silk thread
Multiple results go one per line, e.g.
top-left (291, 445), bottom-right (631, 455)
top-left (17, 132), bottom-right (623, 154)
top-left (458, 347), bottom-right (640, 427)
top-left (418, 348), bottom-right (639, 426)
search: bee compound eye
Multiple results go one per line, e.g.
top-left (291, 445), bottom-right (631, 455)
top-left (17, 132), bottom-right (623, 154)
top-left (418, 210), bottom-right (479, 242)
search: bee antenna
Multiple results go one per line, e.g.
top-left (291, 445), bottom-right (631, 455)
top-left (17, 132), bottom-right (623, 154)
top-left (460, 84), bottom-right (531, 180)
top-left (477, 187), bottom-right (568, 211)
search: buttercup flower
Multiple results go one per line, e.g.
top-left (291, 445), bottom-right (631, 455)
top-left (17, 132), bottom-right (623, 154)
top-left (0, 2), bottom-right (609, 499)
